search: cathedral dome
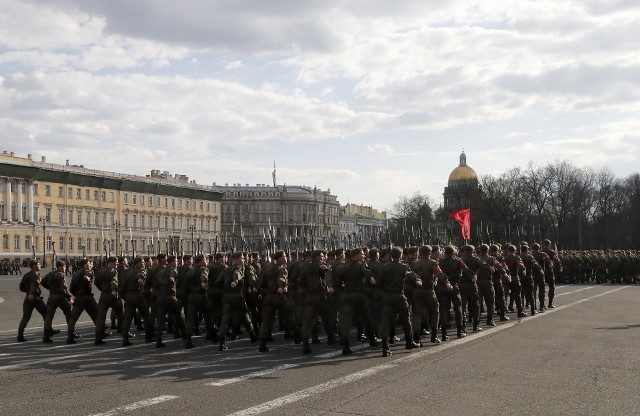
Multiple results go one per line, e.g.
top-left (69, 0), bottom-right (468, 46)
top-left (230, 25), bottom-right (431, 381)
top-left (448, 151), bottom-right (478, 183)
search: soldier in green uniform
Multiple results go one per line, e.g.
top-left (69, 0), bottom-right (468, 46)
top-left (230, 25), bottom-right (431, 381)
top-left (218, 252), bottom-right (257, 351)
top-left (258, 251), bottom-right (300, 352)
top-left (459, 245), bottom-right (482, 332)
top-left (207, 253), bottom-right (226, 329)
top-left (438, 246), bottom-right (467, 339)
top-left (410, 245), bottom-right (441, 345)
top-left (531, 243), bottom-right (551, 312)
top-left (67, 259), bottom-right (99, 344)
top-left (299, 249), bottom-right (336, 354)
top-left (153, 255), bottom-right (185, 347)
top-left (476, 244), bottom-right (497, 326)
top-left (488, 245), bottom-right (510, 321)
top-left (541, 239), bottom-right (560, 308)
top-left (17, 260), bottom-right (53, 342)
top-left (519, 245), bottom-right (538, 316)
top-left (94, 256), bottom-right (124, 345)
top-left (504, 245), bottom-right (527, 317)
top-left (365, 248), bottom-right (383, 342)
top-left (42, 260), bottom-right (73, 343)
top-left (378, 247), bottom-right (419, 357)
top-left (184, 254), bottom-right (215, 348)
top-left (119, 257), bottom-right (153, 346)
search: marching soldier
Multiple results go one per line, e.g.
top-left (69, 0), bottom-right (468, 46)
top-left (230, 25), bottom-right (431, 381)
top-left (437, 246), bottom-right (467, 339)
top-left (410, 245), bottom-right (441, 345)
top-left (459, 245), bottom-right (482, 332)
top-left (42, 260), bottom-right (73, 343)
top-left (17, 260), bottom-right (54, 342)
top-left (184, 254), bottom-right (216, 348)
top-left (504, 245), bottom-right (528, 317)
top-left (67, 259), bottom-right (99, 344)
top-left (153, 255), bottom-right (186, 347)
top-left (531, 243), bottom-right (552, 312)
top-left (488, 244), bottom-right (510, 322)
top-left (120, 257), bottom-right (153, 346)
top-left (94, 256), bottom-right (124, 345)
top-left (542, 239), bottom-right (561, 308)
top-left (476, 244), bottom-right (498, 326)
top-left (519, 245), bottom-right (538, 316)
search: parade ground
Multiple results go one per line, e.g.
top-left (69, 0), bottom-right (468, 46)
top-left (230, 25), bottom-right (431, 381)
top-left (0, 273), bottom-right (638, 416)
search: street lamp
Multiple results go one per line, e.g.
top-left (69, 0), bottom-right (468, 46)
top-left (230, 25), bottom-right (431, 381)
top-left (113, 220), bottom-right (121, 257)
top-left (39, 216), bottom-right (46, 267)
top-left (188, 225), bottom-right (196, 255)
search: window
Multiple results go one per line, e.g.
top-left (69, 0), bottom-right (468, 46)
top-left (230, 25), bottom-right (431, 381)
top-left (95, 211), bottom-right (99, 226)
top-left (164, 198), bottom-right (168, 208)
top-left (207, 219), bottom-right (211, 232)
top-left (69, 237), bottom-right (74, 251)
top-left (133, 214), bottom-right (137, 228)
top-left (68, 209), bottom-right (74, 225)
top-left (179, 199), bottom-right (183, 209)
top-left (124, 193), bottom-right (129, 204)
top-left (25, 235), bottom-right (31, 251)
top-left (94, 190), bottom-right (99, 201)
top-left (86, 209), bottom-right (91, 226)
top-left (171, 198), bottom-right (175, 209)
top-left (171, 216), bottom-right (176, 230)
top-left (45, 207), bottom-right (51, 222)
top-left (14, 235), bottom-right (20, 250)
top-left (77, 209), bottom-right (82, 226)
top-left (68, 187), bottom-right (73, 199)
top-left (149, 215), bottom-right (153, 229)
top-left (102, 211), bottom-right (107, 226)
top-left (85, 189), bottom-right (90, 200)
top-left (200, 201), bottom-right (204, 211)
top-left (141, 195), bottom-right (145, 206)
top-left (59, 186), bottom-right (64, 198)
top-left (156, 197), bottom-right (160, 207)
top-left (207, 202), bottom-right (210, 212)
top-left (33, 184), bottom-right (38, 195)
top-left (2, 234), bottom-right (8, 249)
top-left (79, 238), bottom-right (84, 251)
top-left (45, 185), bottom-right (51, 196)
top-left (22, 204), bottom-right (27, 220)
top-left (109, 192), bottom-right (114, 202)
top-left (59, 236), bottom-right (64, 251)
top-left (87, 238), bottom-right (92, 252)
top-left (186, 200), bottom-right (190, 210)
top-left (46, 236), bottom-right (52, 251)
top-left (141, 214), bottom-right (145, 229)
top-left (124, 213), bottom-right (129, 227)
top-left (101, 191), bottom-right (106, 202)
top-left (58, 208), bottom-right (64, 225)
top-left (133, 193), bottom-right (137, 205)
top-left (76, 188), bottom-right (81, 199)
top-left (110, 212), bottom-right (115, 225)
top-left (164, 216), bottom-right (168, 230)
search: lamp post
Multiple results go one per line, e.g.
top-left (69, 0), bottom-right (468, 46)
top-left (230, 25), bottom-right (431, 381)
top-left (113, 220), bottom-right (121, 257)
top-left (188, 225), bottom-right (195, 255)
top-left (39, 216), bottom-right (46, 267)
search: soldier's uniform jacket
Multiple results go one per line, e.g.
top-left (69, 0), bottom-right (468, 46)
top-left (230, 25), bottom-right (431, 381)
top-left (520, 253), bottom-right (542, 279)
top-left (186, 265), bottom-right (209, 295)
top-left (460, 254), bottom-right (482, 283)
top-left (543, 249), bottom-right (563, 276)
top-left (222, 265), bottom-right (245, 294)
top-left (298, 260), bottom-right (329, 295)
top-left (331, 260), bottom-right (373, 292)
top-left (260, 262), bottom-right (288, 294)
top-left (378, 261), bottom-right (414, 294)
top-left (43, 270), bottom-right (71, 299)
top-left (532, 251), bottom-right (552, 278)
top-left (95, 266), bottom-right (118, 293)
top-left (410, 258), bottom-right (439, 290)
top-left (176, 264), bottom-right (192, 298)
top-left (19, 270), bottom-right (43, 299)
top-left (438, 256), bottom-right (466, 285)
top-left (477, 254), bottom-right (499, 281)
top-left (207, 262), bottom-right (227, 291)
top-left (153, 266), bottom-right (178, 299)
top-left (119, 268), bottom-right (146, 299)
top-left (144, 265), bottom-right (164, 296)
top-left (505, 254), bottom-right (526, 281)
top-left (70, 269), bottom-right (94, 297)
top-left (243, 264), bottom-right (259, 295)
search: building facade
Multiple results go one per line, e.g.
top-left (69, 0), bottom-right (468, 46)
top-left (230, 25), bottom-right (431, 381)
top-left (0, 152), bottom-right (222, 265)
top-left (219, 183), bottom-right (340, 252)
top-left (339, 203), bottom-right (387, 248)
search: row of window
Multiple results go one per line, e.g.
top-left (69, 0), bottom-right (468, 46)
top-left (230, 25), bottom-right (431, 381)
top-left (123, 193), bottom-right (215, 213)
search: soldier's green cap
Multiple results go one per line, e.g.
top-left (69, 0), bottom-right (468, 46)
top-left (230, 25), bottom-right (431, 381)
top-left (419, 245), bottom-right (432, 256)
top-left (231, 252), bottom-right (243, 259)
top-left (531, 243), bottom-right (541, 250)
top-left (444, 245), bottom-right (455, 255)
top-left (464, 245), bottom-right (475, 252)
top-left (167, 255), bottom-right (177, 262)
top-left (273, 250), bottom-right (285, 260)
top-left (479, 244), bottom-right (489, 252)
top-left (182, 254), bottom-right (192, 260)
top-left (107, 256), bottom-right (117, 263)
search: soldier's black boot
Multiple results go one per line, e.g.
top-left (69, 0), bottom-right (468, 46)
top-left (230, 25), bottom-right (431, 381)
top-left (311, 329), bottom-right (321, 344)
top-left (381, 338), bottom-right (392, 357)
top-left (42, 328), bottom-right (53, 343)
top-left (499, 311), bottom-right (509, 321)
top-left (65, 333), bottom-right (76, 344)
top-left (302, 339), bottom-right (312, 355)
top-left (249, 330), bottom-right (258, 343)
top-left (473, 318), bottom-right (482, 332)
top-left (456, 325), bottom-right (466, 338)
top-left (517, 308), bottom-right (527, 318)
top-left (185, 335), bottom-right (194, 349)
top-left (94, 332), bottom-right (105, 345)
top-left (530, 306), bottom-right (537, 316)
top-left (405, 336), bottom-right (419, 349)
top-left (122, 336), bottom-right (131, 347)
top-left (341, 337), bottom-right (353, 355)
top-left (218, 341), bottom-right (228, 351)
top-left (155, 334), bottom-right (165, 348)
top-left (486, 315), bottom-right (495, 327)
top-left (441, 325), bottom-right (449, 341)
top-left (17, 330), bottom-right (27, 343)
top-left (258, 338), bottom-right (269, 352)
top-left (327, 333), bottom-right (336, 345)
top-left (144, 331), bottom-right (153, 343)
top-left (430, 330), bottom-right (440, 344)
top-left (412, 332), bottom-right (422, 347)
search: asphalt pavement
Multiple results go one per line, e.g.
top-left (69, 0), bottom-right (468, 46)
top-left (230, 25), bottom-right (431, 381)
top-left (0, 274), bottom-right (638, 416)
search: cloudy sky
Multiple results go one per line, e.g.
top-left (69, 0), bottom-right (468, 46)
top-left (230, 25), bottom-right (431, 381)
top-left (1, 0), bottom-right (639, 213)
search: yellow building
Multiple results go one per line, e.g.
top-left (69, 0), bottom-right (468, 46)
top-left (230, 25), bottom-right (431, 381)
top-left (0, 151), bottom-right (222, 265)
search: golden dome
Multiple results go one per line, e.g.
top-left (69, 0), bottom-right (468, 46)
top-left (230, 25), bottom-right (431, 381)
top-left (448, 151), bottom-right (478, 183)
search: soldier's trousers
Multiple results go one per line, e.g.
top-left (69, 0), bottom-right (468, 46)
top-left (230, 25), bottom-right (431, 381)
top-left (259, 292), bottom-right (298, 339)
top-left (19, 297), bottom-right (47, 331)
top-left (44, 294), bottom-right (72, 336)
top-left (69, 294), bottom-right (98, 334)
top-left (459, 282), bottom-right (480, 323)
top-left (365, 287), bottom-right (382, 336)
top-left (533, 275), bottom-right (546, 308)
top-left (492, 277), bottom-right (507, 314)
top-left (509, 280), bottom-right (524, 312)
top-left (520, 277), bottom-right (535, 310)
top-left (339, 291), bottom-right (374, 339)
top-left (301, 293), bottom-right (335, 340)
top-left (294, 289), bottom-right (306, 328)
top-left (437, 287), bottom-right (463, 328)
top-left (122, 294), bottom-right (151, 337)
top-left (411, 288), bottom-right (439, 332)
top-left (379, 293), bottom-right (412, 340)
top-left (477, 279), bottom-right (495, 318)
top-left (545, 274), bottom-right (556, 305)
top-left (219, 293), bottom-right (254, 339)
top-left (96, 293), bottom-right (123, 335)
top-left (156, 296), bottom-right (185, 339)
top-left (207, 288), bottom-right (223, 327)
top-left (109, 298), bottom-right (123, 326)
top-left (185, 293), bottom-right (214, 336)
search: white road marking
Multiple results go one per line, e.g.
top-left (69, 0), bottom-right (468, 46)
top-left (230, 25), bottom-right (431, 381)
top-left (315, 342), bottom-right (370, 358)
top-left (208, 363), bottom-right (300, 386)
top-left (86, 395), bottom-right (179, 416)
top-left (555, 286), bottom-right (595, 297)
top-left (225, 286), bottom-right (625, 416)
top-left (0, 297), bottom-right (4, 304)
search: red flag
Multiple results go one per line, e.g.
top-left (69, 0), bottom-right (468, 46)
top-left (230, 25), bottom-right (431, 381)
top-left (449, 208), bottom-right (471, 241)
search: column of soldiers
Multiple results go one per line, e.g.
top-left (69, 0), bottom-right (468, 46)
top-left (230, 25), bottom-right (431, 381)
top-left (14, 240), bottom-right (639, 357)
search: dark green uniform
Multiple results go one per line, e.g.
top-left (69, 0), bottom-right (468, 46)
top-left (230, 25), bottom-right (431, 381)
top-left (438, 255), bottom-right (466, 338)
top-left (258, 262), bottom-right (298, 347)
top-left (42, 270), bottom-right (72, 342)
top-left (153, 265), bottom-right (185, 346)
top-left (184, 265), bottom-right (215, 344)
top-left (68, 268), bottom-right (99, 343)
top-left (218, 265), bottom-right (256, 350)
top-left (410, 257), bottom-right (440, 344)
top-left (119, 267), bottom-right (152, 345)
top-left (18, 269), bottom-right (47, 341)
top-left (299, 258), bottom-right (335, 353)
